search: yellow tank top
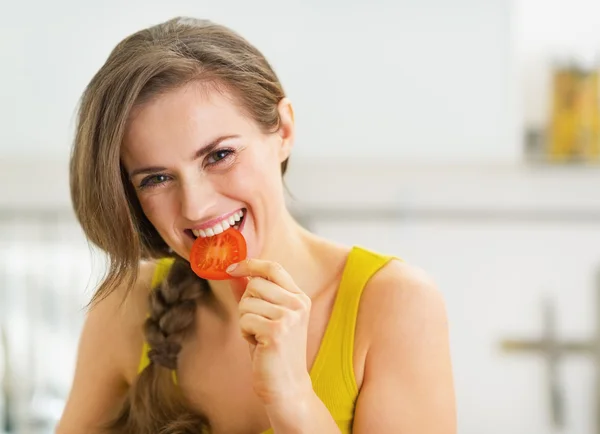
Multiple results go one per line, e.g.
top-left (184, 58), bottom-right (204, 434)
top-left (138, 246), bottom-right (397, 434)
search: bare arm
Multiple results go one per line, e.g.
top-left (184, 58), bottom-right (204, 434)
top-left (56, 262), bottom-right (154, 433)
top-left (353, 261), bottom-right (456, 433)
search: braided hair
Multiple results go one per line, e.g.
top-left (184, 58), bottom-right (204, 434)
top-left (106, 258), bottom-right (211, 433)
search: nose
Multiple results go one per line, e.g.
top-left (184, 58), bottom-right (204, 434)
top-left (179, 177), bottom-right (217, 223)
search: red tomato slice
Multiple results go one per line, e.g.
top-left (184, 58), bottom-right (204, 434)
top-left (189, 228), bottom-right (247, 280)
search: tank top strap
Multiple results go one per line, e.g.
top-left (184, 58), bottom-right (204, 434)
top-left (308, 246), bottom-right (399, 422)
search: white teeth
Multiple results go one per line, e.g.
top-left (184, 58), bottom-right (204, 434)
top-left (192, 210), bottom-right (244, 238)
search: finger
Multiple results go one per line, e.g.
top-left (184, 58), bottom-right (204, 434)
top-left (239, 312), bottom-right (273, 345)
top-left (241, 277), bottom-right (305, 310)
top-left (226, 259), bottom-right (301, 294)
top-left (239, 296), bottom-right (285, 320)
top-left (242, 333), bottom-right (258, 347)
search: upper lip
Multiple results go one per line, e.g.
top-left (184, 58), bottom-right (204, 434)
top-left (188, 208), bottom-right (243, 231)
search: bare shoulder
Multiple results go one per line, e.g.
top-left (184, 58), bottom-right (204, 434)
top-left (87, 259), bottom-right (157, 383)
top-left (353, 259), bottom-right (456, 433)
top-left (56, 260), bottom-right (157, 433)
top-left (354, 258), bottom-right (449, 378)
top-left (360, 258), bottom-right (448, 334)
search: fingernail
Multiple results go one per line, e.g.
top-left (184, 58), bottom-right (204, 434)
top-left (226, 263), bottom-right (238, 273)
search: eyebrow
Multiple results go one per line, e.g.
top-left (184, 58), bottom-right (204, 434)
top-left (128, 134), bottom-right (240, 178)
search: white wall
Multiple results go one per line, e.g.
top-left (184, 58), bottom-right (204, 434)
top-left (515, 0), bottom-right (600, 128)
top-left (0, 0), bottom-right (516, 164)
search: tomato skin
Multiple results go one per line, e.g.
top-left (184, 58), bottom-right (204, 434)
top-left (189, 228), bottom-right (247, 280)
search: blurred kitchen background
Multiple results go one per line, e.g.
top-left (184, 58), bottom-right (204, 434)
top-left (2, 0), bottom-right (600, 433)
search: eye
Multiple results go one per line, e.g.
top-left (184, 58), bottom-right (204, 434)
top-left (139, 174), bottom-right (170, 189)
top-left (206, 149), bottom-right (234, 166)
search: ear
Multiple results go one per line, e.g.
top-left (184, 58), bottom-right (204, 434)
top-left (276, 97), bottom-right (295, 162)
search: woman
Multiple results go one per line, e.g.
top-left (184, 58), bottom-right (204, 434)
top-left (58, 17), bottom-right (455, 434)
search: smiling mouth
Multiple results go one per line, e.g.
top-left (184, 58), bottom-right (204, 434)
top-left (185, 209), bottom-right (246, 240)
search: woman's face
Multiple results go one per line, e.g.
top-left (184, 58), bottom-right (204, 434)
top-left (121, 82), bottom-right (294, 262)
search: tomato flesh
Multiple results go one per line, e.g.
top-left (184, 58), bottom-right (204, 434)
top-left (190, 227), bottom-right (247, 280)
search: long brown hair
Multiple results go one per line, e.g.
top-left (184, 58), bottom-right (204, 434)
top-left (70, 17), bottom-right (288, 433)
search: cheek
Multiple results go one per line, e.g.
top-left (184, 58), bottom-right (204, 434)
top-left (232, 150), bottom-right (282, 192)
top-left (217, 157), bottom-right (259, 192)
top-left (227, 165), bottom-right (273, 197)
top-left (137, 193), bottom-right (171, 226)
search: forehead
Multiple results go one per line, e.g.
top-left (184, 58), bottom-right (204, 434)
top-left (122, 82), bottom-right (254, 160)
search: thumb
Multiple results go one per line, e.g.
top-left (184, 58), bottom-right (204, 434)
top-left (229, 276), bottom-right (251, 302)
